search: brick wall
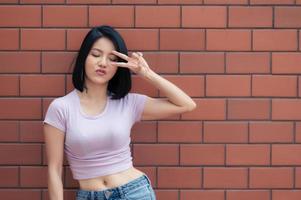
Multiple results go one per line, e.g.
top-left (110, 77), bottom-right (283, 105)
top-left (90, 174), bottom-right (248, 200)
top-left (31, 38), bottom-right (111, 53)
top-left (0, 0), bottom-right (300, 200)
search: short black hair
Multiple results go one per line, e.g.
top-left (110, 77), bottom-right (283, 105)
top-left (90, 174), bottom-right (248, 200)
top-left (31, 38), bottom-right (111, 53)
top-left (71, 25), bottom-right (131, 100)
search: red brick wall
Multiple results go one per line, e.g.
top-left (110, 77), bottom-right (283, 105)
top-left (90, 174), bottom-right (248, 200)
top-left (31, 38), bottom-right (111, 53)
top-left (0, 0), bottom-right (300, 200)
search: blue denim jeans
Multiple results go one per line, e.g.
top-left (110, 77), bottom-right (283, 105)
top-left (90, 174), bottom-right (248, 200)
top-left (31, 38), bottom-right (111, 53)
top-left (75, 174), bottom-right (156, 200)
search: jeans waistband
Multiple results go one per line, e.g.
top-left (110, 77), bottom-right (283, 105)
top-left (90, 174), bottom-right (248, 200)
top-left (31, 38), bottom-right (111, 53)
top-left (76, 173), bottom-right (152, 199)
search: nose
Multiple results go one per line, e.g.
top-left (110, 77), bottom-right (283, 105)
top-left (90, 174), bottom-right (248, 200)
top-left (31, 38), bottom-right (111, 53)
top-left (97, 57), bottom-right (108, 67)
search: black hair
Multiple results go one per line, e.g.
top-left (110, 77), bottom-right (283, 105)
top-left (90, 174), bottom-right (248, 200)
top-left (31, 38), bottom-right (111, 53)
top-left (71, 25), bottom-right (131, 100)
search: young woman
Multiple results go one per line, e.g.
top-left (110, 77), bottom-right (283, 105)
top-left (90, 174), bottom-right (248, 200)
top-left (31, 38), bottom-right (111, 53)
top-left (43, 25), bottom-right (196, 200)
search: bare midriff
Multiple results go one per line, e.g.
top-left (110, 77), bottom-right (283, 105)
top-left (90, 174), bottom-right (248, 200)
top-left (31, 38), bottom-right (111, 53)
top-left (78, 166), bottom-right (145, 191)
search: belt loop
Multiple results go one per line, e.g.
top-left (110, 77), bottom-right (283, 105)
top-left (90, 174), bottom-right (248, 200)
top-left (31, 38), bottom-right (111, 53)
top-left (90, 191), bottom-right (94, 199)
top-left (104, 190), bottom-right (113, 199)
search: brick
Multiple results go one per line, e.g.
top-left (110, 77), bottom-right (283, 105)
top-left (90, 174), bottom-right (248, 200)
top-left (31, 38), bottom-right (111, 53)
top-left (206, 75), bottom-right (251, 97)
top-left (229, 6), bottom-right (272, 27)
top-left (140, 52), bottom-right (178, 73)
top-left (0, 167), bottom-right (18, 187)
top-left (0, 121), bottom-right (18, 142)
top-left (1, 0), bottom-right (18, 2)
top-left (21, 0), bottom-right (64, 3)
top-left (0, 75), bottom-right (19, 96)
top-left (158, 121), bottom-right (202, 143)
top-left (226, 52), bottom-right (270, 73)
top-left (0, 52), bottom-right (40, 73)
top-left (297, 122), bottom-right (301, 143)
top-left (296, 168), bottom-right (301, 187)
top-left (250, 167), bottom-right (293, 188)
top-left (20, 121), bottom-right (44, 142)
top-left (227, 190), bottom-right (270, 200)
top-left (162, 75), bottom-right (204, 97)
top-left (204, 0), bottom-right (248, 4)
top-left (249, 122), bottom-right (293, 143)
top-left (133, 144), bottom-right (178, 165)
top-left (180, 52), bottom-right (224, 73)
top-left (43, 6), bottom-right (87, 27)
top-left (182, 99), bottom-right (226, 120)
top-left (158, 0), bottom-right (202, 4)
top-left (0, 190), bottom-right (40, 200)
top-left (0, 98), bottom-right (41, 120)
top-left (252, 75), bottom-right (297, 97)
top-left (228, 99), bottom-right (270, 120)
top-left (273, 190), bottom-right (301, 200)
top-left (119, 29), bottom-right (159, 50)
top-left (275, 7), bottom-right (301, 27)
top-left (250, 0), bottom-right (295, 4)
top-left (204, 167), bottom-right (248, 188)
top-left (0, 144), bottom-right (41, 164)
top-left (226, 144), bottom-right (270, 165)
top-left (298, 75), bottom-right (301, 95)
top-left (0, 29), bottom-right (19, 50)
top-left (20, 75), bottom-right (65, 96)
top-left (114, 0), bottom-right (154, 3)
top-left (272, 145), bottom-right (301, 165)
top-left (90, 6), bottom-right (134, 27)
top-left (42, 52), bottom-right (76, 73)
top-left (0, 6), bottom-right (41, 27)
top-left (207, 29), bottom-right (251, 51)
top-left (272, 99), bottom-right (301, 120)
top-left (181, 144), bottom-right (225, 165)
top-left (158, 167), bottom-right (201, 188)
top-left (131, 122), bottom-right (157, 143)
top-left (204, 122), bottom-right (248, 143)
top-left (69, 0), bottom-right (110, 3)
top-left (156, 190), bottom-right (178, 200)
top-left (21, 29), bottom-right (65, 50)
top-left (160, 29), bottom-right (205, 50)
top-left (272, 53), bottom-right (301, 74)
top-left (66, 29), bottom-right (89, 50)
top-left (253, 30), bottom-right (297, 51)
top-left (20, 166), bottom-right (47, 187)
top-left (181, 190), bottom-right (224, 200)
top-left (131, 76), bottom-right (158, 98)
top-left (182, 6), bottom-right (226, 28)
top-left (136, 6), bottom-right (180, 27)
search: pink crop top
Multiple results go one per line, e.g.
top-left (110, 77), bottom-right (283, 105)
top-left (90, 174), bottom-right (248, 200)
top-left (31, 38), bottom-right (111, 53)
top-left (43, 89), bottom-right (147, 180)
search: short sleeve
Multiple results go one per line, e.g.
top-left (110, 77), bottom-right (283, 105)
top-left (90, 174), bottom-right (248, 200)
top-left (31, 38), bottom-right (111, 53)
top-left (43, 99), bottom-right (66, 133)
top-left (127, 93), bottom-right (147, 124)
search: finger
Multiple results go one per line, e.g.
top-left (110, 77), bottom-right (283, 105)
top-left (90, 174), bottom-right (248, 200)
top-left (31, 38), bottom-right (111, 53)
top-left (137, 52), bottom-right (143, 57)
top-left (111, 50), bottom-right (129, 61)
top-left (111, 62), bottom-right (132, 68)
top-left (132, 52), bottom-right (140, 59)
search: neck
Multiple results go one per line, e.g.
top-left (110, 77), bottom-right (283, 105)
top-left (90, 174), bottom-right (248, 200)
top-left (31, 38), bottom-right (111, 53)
top-left (80, 80), bottom-right (109, 102)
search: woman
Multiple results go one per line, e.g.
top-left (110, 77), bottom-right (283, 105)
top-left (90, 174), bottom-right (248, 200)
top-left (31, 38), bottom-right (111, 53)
top-left (43, 25), bottom-right (196, 200)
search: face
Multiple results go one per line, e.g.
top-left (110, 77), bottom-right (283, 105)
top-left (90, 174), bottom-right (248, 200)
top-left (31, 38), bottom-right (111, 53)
top-left (84, 37), bottom-right (119, 85)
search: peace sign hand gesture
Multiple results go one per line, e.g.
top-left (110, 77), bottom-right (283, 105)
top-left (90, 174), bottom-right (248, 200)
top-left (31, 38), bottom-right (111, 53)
top-left (110, 50), bottom-right (153, 78)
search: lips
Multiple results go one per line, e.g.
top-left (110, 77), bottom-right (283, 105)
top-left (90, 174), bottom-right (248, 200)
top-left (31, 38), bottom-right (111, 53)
top-left (95, 69), bottom-right (107, 75)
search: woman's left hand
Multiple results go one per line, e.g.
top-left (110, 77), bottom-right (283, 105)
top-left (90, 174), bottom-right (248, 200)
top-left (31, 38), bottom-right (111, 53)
top-left (110, 50), bottom-right (153, 77)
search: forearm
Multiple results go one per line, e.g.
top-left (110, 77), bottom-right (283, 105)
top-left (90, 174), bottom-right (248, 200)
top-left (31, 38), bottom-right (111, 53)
top-left (48, 171), bottom-right (64, 200)
top-left (142, 70), bottom-right (196, 109)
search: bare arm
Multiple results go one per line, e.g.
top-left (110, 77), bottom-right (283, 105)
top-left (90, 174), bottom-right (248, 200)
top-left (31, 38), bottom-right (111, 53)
top-left (43, 124), bottom-right (65, 200)
top-left (110, 50), bottom-right (197, 121)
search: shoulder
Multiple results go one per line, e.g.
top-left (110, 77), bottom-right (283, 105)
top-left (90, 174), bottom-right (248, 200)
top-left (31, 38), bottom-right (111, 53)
top-left (47, 90), bottom-right (74, 111)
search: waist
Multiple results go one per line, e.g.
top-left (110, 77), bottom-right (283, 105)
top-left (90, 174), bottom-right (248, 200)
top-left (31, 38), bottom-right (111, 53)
top-left (78, 166), bottom-right (145, 191)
